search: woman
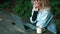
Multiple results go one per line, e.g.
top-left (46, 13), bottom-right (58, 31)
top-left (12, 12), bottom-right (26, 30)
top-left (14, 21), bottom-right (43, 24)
top-left (30, 0), bottom-right (57, 34)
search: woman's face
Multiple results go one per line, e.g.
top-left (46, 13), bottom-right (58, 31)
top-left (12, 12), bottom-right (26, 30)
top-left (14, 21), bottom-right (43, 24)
top-left (33, 0), bottom-right (43, 8)
top-left (32, 0), bottom-right (50, 9)
top-left (33, 0), bottom-right (46, 5)
top-left (33, 0), bottom-right (40, 8)
top-left (33, 0), bottom-right (48, 6)
top-left (33, 0), bottom-right (40, 4)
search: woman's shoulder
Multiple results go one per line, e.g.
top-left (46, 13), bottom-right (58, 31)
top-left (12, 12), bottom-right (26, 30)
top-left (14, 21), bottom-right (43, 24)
top-left (41, 7), bottom-right (51, 15)
top-left (44, 7), bottom-right (51, 11)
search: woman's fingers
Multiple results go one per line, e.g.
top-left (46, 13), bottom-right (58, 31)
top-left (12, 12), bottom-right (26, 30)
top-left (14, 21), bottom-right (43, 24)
top-left (33, 1), bottom-right (39, 9)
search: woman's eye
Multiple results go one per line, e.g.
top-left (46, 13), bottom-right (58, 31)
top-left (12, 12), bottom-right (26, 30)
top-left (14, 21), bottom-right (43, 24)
top-left (34, 0), bottom-right (36, 1)
top-left (34, 0), bottom-right (38, 1)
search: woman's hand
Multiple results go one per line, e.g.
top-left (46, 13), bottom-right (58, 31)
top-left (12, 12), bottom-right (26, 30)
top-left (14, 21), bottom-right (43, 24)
top-left (33, 1), bottom-right (40, 11)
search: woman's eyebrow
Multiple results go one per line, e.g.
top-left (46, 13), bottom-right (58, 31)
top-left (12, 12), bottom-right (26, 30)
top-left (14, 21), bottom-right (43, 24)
top-left (34, 0), bottom-right (38, 1)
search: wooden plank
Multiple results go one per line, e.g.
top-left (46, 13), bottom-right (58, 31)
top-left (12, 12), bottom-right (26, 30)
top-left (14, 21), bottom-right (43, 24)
top-left (0, 11), bottom-right (25, 34)
top-left (11, 14), bottom-right (25, 31)
top-left (0, 25), bottom-right (11, 34)
top-left (24, 23), bottom-right (36, 31)
top-left (0, 11), bottom-right (37, 34)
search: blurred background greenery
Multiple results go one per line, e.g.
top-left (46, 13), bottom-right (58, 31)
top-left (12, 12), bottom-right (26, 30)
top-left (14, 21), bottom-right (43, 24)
top-left (0, 0), bottom-right (60, 28)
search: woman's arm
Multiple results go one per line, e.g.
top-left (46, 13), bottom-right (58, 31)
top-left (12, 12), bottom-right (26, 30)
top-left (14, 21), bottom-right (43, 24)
top-left (32, 11), bottom-right (38, 21)
top-left (30, 7), bottom-right (39, 23)
top-left (30, 1), bottom-right (40, 23)
top-left (36, 8), bottom-right (53, 28)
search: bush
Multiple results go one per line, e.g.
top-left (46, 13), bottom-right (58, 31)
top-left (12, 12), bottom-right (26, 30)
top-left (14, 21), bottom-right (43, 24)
top-left (0, 0), bottom-right (60, 20)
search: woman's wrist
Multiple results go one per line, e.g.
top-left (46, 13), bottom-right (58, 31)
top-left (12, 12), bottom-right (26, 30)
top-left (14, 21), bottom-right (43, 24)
top-left (33, 7), bottom-right (39, 11)
top-left (34, 8), bottom-right (38, 11)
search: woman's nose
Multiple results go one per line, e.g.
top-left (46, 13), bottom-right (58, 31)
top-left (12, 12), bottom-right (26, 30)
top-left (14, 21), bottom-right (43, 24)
top-left (34, 1), bottom-right (38, 2)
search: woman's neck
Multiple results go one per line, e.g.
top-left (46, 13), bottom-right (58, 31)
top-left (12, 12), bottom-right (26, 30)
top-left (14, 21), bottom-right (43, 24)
top-left (39, 7), bottom-right (50, 12)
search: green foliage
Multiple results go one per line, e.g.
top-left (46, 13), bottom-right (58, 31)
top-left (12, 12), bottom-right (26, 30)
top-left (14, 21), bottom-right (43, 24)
top-left (50, 1), bottom-right (60, 14)
top-left (0, 2), bottom-right (10, 10)
top-left (13, 0), bottom-right (32, 19)
top-left (56, 19), bottom-right (60, 28)
top-left (0, 0), bottom-right (60, 19)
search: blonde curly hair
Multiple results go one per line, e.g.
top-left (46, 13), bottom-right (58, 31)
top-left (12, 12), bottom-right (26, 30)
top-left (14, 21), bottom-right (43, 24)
top-left (31, 0), bottom-right (50, 9)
